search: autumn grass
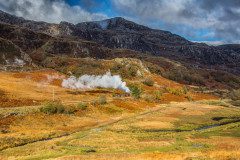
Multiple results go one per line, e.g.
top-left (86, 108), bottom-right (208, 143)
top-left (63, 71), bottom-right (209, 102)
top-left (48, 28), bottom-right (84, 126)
top-left (0, 70), bottom-right (238, 159)
top-left (1, 102), bottom-right (240, 160)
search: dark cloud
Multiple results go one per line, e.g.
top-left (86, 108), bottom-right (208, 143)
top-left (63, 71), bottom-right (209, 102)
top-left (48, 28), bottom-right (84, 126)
top-left (199, 0), bottom-right (240, 11)
top-left (112, 0), bottom-right (240, 43)
top-left (80, 0), bottom-right (99, 10)
top-left (0, 0), bottom-right (107, 24)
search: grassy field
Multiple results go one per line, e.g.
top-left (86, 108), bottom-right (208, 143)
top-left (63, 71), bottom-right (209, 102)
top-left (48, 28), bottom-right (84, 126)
top-left (0, 101), bottom-right (240, 160)
top-left (0, 70), bottom-right (239, 160)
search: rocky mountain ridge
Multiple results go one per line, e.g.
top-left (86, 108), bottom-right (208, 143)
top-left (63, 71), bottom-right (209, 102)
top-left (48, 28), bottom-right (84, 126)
top-left (0, 10), bottom-right (239, 75)
top-left (0, 10), bottom-right (239, 89)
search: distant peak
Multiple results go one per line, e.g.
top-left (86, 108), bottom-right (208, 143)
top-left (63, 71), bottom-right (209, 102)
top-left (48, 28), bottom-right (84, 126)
top-left (84, 17), bottom-right (150, 31)
top-left (108, 17), bottom-right (126, 21)
top-left (59, 21), bottom-right (74, 26)
top-left (100, 17), bottom-right (132, 25)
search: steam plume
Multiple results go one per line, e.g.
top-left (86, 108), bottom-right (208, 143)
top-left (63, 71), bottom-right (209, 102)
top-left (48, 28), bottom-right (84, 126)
top-left (62, 72), bottom-right (130, 93)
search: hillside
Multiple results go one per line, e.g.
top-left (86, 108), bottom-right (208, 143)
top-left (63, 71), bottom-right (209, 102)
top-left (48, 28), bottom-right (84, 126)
top-left (0, 10), bottom-right (239, 90)
top-left (0, 10), bottom-right (239, 75)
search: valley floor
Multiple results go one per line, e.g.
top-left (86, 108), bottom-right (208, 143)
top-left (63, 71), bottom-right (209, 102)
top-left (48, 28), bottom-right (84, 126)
top-left (0, 101), bottom-right (240, 160)
top-left (0, 70), bottom-right (239, 160)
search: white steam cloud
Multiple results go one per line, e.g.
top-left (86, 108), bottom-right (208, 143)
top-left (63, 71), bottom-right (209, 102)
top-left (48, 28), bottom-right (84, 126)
top-left (62, 72), bottom-right (130, 93)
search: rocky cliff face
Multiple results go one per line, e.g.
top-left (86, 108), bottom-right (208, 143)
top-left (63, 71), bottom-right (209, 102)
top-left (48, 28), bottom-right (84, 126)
top-left (66, 18), bottom-right (240, 74)
top-left (0, 38), bottom-right (31, 66)
top-left (0, 10), bottom-right (239, 75)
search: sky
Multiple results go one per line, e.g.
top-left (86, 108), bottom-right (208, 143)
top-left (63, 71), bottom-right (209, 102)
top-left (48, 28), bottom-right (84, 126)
top-left (0, 0), bottom-right (240, 44)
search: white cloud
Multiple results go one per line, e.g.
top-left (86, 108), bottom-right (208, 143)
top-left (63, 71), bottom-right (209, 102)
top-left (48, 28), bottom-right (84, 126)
top-left (194, 41), bottom-right (225, 46)
top-left (0, 0), bottom-right (108, 24)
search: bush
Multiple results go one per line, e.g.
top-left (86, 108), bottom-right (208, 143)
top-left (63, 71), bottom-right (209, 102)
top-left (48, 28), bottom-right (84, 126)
top-left (111, 64), bottom-right (139, 79)
top-left (128, 66), bottom-right (138, 77)
top-left (64, 105), bottom-right (78, 114)
top-left (143, 90), bottom-right (163, 103)
top-left (186, 95), bottom-right (193, 101)
top-left (40, 101), bottom-right (65, 114)
top-left (182, 86), bottom-right (189, 94)
top-left (142, 94), bottom-right (154, 102)
top-left (77, 102), bottom-right (88, 110)
top-left (143, 78), bottom-right (154, 86)
top-left (166, 87), bottom-right (183, 96)
top-left (91, 96), bottom-right (107, 106)
top-left (98, 95), bottom-right (107, 105)
top-left (154, 91), bottom-right (163, 101)
top-left (129, 85), bottom-right (142, 99)
top-left (91, 100), bottom-right (98, 106)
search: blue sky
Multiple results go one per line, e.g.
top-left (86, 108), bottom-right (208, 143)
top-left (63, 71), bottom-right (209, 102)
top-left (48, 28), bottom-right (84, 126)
top-left (1, 0), bottom-right (239, 44)
top-left (67, 0), bottom-right (116, 17)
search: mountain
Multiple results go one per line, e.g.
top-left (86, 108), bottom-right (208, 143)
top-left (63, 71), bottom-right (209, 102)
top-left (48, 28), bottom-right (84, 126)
top-left (1, 10), bottom-right (239, 75)
top-left (64, 18), bottom-right (240, 73)
top-left (218, 44), bottom-right (240, 54)
top-left (0, 10), bottom-right (239, 89)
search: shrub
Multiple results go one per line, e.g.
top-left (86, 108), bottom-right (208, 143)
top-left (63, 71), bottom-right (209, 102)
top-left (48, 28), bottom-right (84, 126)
top-left (91, 100), bottom-right (98, 106)
top-left (182, 86), bottom-right (189, 94)
top-left (111, 64), bottom-right (138, 79)
top-left (99, 95), bottom-right (107, 105)
top-left (128, 66), bottom-right (138, 77)
top-left (166, 87), bottom-right (183, 96)
top-left (40, 101), bottom-right (65, 114)
top-left (129, 85), bottom-right (142, 99)
top-left (91, 96), bottom-right (107, 106)
top-left (186, 95), bottom-right (193, 101)
top-left (154, 90), bottom-right (163, 101)
top-left (77, 102), bottom-right (88, 110)
top-left (142, 94), bottom-right (154, 102)
top-left (143, 90), bottom-right (163, 103)
top-left (143, 78), bottom-right (154, 86)
top-left (64, 105), bottom-right (78, 114)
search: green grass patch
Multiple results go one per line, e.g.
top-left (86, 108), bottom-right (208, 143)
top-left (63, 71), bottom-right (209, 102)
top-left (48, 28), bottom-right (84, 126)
top-left (193, 122), bottom-right (240, 138)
